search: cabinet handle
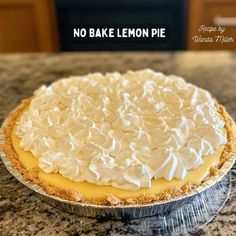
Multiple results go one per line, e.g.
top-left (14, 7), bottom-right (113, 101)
top-left (213, 16), bottom-right (236, 27)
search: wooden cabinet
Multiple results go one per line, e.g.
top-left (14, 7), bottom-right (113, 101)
top-left (0, 0), bottom-right (58, 52)
top-left (187, 0), bottom-right (236, 50)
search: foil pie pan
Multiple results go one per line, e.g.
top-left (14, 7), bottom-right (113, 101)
top-left (0, 115), bottom-right (235, 219)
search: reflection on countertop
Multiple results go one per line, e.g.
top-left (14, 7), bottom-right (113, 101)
top-left (0, 52), bottom-right (236, 235)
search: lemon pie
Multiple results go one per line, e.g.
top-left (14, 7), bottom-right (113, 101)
top-left (2, 69), bottom-right (236, 205)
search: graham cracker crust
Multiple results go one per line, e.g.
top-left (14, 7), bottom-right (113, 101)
top-left (1, 98), bottom-right (235, 205)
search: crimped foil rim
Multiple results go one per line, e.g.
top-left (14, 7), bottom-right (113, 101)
top-left (0, 111), bottom-right (235, 210)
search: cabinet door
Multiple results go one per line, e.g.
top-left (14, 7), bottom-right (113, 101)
top-left (0, 0), bottom-right (58, 52)
top-left (187, 0), bottom-right (236, 50)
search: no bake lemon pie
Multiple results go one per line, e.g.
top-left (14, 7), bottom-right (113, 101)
top-left (2, 69), bottom-right (236, 205)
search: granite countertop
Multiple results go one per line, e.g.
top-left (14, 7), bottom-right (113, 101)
top-left (0, 52), bottom-right (235, 235)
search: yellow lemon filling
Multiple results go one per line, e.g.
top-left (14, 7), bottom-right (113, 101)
top-left (12, 125), bottom-right (224, 200)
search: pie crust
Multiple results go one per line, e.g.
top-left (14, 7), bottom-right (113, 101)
top-left (1, 98), bottom-right (236, 205)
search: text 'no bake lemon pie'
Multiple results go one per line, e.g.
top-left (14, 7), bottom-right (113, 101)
top-left (2, 69), bottom-right (236, 205)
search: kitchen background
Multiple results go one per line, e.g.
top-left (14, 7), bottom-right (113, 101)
top-left (0, 0), bottom-right (236, 52)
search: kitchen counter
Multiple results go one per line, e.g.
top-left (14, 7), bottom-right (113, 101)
top-left (0, 52), bottom-right (236, 235)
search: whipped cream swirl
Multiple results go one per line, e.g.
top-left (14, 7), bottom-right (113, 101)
top-left (16, 69), bottom-right (227, 190)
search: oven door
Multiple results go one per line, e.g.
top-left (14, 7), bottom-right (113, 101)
top-left (56, 0), bottom-right (186, 51)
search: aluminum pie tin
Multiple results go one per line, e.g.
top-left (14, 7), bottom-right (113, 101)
top-left (0, 114), bottom-right (235, 219)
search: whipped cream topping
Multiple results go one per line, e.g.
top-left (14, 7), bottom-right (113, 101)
top-left (16, 69), bottom-right (227, 190)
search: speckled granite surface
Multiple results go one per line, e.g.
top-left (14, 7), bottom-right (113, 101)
top-left (0, 52), bottom-right (235, 235)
